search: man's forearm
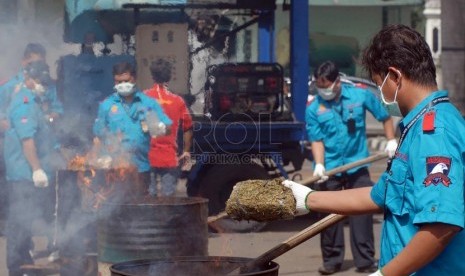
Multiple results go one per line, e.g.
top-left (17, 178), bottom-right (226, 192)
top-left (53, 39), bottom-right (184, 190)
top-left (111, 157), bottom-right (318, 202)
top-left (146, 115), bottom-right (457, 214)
top-left (311, 141), bottom-right (325, 164)
top-left (383, 117), bottom-right (396, 140)
top-left (307, 187), bottom-right (381, 215)
top-left (183, 129), bottom-right (193, 153)
top-left (382, 223), bottom-right (460, 275)
top-left (22, 138), bottom-right (41, 171)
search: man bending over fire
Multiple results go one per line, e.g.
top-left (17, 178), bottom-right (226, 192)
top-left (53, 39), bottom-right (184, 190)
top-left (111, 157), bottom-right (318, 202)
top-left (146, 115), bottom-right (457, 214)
top-left (93, 62), bottom-right (172, 199)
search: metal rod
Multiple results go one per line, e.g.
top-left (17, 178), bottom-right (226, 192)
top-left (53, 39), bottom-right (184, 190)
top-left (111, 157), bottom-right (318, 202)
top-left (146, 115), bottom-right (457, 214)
top-left (207, 152), bottom-right (389, 225)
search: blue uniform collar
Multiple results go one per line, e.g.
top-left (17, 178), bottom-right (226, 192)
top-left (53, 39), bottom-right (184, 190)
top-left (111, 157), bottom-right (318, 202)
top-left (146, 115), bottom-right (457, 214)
top-left (114, 90), bottom-right (143, 103)
top-left (340, 84), bottom-right (351, 99)
top-left (399, 90), bottom-right (448, 131)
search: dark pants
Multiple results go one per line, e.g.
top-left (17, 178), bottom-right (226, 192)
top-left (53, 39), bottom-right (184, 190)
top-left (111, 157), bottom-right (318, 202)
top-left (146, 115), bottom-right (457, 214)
top-left (316, 167), bottom-right (375, 269)
top-left (6, 180), bottom-right (40, 276)
top-left (137, 171), bottom-right (151, 197)
top-left (150, 167), bottom-right (180, 196)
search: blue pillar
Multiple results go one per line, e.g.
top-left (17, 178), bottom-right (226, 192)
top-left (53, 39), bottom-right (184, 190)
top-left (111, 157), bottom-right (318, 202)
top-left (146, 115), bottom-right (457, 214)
top-left (290, 1), bottom-right (309, 122)
top-left (258, 11), bottom-right (275, 62)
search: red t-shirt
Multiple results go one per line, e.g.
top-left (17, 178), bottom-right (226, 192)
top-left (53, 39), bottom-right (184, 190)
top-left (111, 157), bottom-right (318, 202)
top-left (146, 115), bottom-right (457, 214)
top-left (145, 84), bottom-right (193, 168)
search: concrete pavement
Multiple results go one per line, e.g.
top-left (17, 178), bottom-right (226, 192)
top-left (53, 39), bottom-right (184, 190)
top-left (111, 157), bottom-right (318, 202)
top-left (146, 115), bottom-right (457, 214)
top-left (0, 155), bottom-right (389, 275)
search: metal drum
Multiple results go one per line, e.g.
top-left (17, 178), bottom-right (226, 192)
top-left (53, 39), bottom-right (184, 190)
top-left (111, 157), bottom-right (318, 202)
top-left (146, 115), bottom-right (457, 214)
top-left (110, 256), bottom-right (279, 276)
top-left (98, 197), bottom-right (209, 263)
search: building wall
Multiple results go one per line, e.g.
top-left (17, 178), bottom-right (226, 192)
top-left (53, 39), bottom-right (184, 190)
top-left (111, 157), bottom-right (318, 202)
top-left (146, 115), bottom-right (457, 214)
top-left (0, 0), bottom-right (80, 80)
top-left (0, 1), bottom-right (424, 81)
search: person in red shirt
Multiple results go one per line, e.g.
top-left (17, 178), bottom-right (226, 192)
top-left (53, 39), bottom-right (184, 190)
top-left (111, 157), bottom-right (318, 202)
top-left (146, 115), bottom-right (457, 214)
top-left (145, 58), bottom-right (193, 196)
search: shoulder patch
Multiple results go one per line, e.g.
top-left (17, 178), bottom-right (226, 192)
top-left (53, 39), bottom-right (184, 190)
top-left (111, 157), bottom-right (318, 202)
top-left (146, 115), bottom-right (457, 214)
top-left (111, 105), bottom-right (118, 113)
top-left (423, 156), bottom-right (451, 187)
top-left (422, 111), bottom-right (435, 132)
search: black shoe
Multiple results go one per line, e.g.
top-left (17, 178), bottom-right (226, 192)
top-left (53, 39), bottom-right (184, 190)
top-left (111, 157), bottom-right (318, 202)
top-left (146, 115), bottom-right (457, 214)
top-left (318, 266), bottom-right (341, 275)
top-left (356, 263), bottom-right (378, 273)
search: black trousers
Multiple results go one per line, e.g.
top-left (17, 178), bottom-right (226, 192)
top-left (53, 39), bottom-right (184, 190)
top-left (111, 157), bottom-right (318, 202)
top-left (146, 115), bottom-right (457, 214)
top-left (6, 180), bottom-right (39, 276)
top-left (316, 167), bottom-right (375, 269)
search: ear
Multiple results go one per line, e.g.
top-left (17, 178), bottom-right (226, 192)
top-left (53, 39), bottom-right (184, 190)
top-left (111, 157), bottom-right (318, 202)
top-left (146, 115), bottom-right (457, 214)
top-left (387, 67), bottom-right (402, 83)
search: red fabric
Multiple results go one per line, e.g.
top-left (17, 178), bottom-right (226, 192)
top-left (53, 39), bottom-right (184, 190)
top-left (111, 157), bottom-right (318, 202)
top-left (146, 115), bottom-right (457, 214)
top-left (145, 84), bottom-right (193, 167)
top-left (423, 111), bottom-right (435, 132)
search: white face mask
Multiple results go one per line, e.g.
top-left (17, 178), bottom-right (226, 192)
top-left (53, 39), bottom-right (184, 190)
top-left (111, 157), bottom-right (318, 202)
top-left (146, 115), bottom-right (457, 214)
top-left (317, 81), bottom-right (337, 101)
top-left (378, 72), bottom-right (402, 117)
top-left (114, 82), bottom-right (135, 97)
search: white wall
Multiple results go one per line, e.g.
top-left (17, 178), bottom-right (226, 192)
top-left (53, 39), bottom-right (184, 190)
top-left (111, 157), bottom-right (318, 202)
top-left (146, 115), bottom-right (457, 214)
top-left (0, 0), bottom-right (80, 81)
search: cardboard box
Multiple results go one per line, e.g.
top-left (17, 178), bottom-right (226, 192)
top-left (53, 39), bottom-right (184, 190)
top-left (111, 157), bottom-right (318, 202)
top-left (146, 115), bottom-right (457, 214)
top-left (135, 23), bottom-right (189, 93)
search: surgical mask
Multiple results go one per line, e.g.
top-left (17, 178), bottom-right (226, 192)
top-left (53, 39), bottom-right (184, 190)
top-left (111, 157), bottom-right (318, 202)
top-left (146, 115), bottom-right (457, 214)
top-left (114, 82), bottom-right (135, 97)
top-left (316, 81), bottom-right (337, 101)
top-left (378, 72), bottom-right (402, 117)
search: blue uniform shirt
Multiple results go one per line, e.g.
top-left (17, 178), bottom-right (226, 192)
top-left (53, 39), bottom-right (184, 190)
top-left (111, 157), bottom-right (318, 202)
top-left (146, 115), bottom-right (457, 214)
top-left (0, 70), bottom-right (63, 119)
top-left (371, 90), bottom-right (465, 275)
top-left (306, 83), bottom-right (390, 173)
top-left (3, 85), bottom-right (59, 181)
top-left (93, 90), bottom-right (172, 173)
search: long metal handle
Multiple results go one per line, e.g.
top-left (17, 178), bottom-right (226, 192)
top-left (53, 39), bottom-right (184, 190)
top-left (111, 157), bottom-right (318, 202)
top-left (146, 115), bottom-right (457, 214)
top-left (208, 152), bottom-right (388, 225)
top-left (301, 152), bottom-right (388, 186)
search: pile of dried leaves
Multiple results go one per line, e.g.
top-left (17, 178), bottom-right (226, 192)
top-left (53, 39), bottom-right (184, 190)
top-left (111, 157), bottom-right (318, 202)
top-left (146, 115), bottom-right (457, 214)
top-left (225, 178), bottom-right (296, 222)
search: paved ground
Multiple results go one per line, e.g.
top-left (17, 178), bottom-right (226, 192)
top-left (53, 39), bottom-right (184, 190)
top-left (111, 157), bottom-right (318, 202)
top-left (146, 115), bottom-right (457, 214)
top-left (207, 155), bottom-right (387, 276)
top-left (0, 151), bottom-right (389, 275)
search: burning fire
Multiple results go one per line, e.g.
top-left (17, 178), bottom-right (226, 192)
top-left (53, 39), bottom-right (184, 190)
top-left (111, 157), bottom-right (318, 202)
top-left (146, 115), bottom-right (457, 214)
top-left (67, 154), bottom-right (138, 210)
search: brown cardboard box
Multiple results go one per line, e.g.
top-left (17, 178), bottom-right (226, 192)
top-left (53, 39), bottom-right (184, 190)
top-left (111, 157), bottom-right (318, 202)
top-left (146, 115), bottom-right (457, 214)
top-left (135, 23), bottom-right (189, 93)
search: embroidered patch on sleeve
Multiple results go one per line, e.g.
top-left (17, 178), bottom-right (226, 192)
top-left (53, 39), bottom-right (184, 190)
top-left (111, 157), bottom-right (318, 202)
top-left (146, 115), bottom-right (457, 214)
top-left (423, 156), bottom-right (451, 187)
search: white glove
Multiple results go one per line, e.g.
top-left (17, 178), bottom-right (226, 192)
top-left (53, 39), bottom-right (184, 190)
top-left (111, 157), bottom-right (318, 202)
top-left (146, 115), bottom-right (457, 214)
top-left (282, 180), bottom-right (314, 216)
top-left (149, 122), bottom-right (166, 137)
top-left (313, 163), bottom-right (328, 184)
top-left (96, 155), bottom-right (113, 169)
top-left (368, 269), bottom-right (383, 276)
top-left (32, 169), bottom-right (49, 188)
top-left (384, 138), bottom-right (398, 158)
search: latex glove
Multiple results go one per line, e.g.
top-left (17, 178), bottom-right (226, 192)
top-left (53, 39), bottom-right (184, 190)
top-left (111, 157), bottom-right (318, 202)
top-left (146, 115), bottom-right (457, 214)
top-left (313, 163), bottom-right (328, 184)
top-left (282, 180), bottom-right (314, 216)
top-left (368, 269), bottom-right (383, 276)
top-left (32, 169), bottom-right (49, 188)
top-left (384, 138), bottom-right (398, 158)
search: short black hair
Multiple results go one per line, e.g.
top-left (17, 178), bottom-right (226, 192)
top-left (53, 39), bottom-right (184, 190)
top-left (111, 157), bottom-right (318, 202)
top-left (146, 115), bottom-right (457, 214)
top-left (23, 43), bottom-right (46, 59)
top-left (313, 61), bottom-right (339, 82)
top-left (150, 58), bottom-right (172, 83)
top-left (362, 24), bottom-right (437, 87)
top-left (112, 62), bottom-right (136, 77)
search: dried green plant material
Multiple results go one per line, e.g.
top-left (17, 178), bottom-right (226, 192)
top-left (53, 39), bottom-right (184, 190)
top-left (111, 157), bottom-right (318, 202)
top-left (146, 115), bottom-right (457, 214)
top-left (225, 178), bottom-right (296, 222)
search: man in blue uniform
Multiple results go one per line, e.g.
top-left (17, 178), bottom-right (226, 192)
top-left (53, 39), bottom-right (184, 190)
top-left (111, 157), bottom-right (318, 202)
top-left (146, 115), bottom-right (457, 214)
top-left (93, 62), bottom-right (172, 198)
top-left (306, 61), bottom-right (397, 274)
top-left (284, 24), bottom-right (465, 276)
top-left (0, 44), bottom-right (63, 243)
top-left (0, 43), bottom-right (63, 127)
top-left (4, 60), bottom-right (62, 276)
